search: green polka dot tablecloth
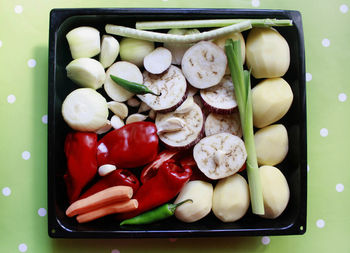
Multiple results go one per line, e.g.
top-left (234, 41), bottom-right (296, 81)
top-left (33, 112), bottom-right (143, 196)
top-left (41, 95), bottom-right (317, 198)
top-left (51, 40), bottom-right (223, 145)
top-left (1, 0), bottom-right (350, 252)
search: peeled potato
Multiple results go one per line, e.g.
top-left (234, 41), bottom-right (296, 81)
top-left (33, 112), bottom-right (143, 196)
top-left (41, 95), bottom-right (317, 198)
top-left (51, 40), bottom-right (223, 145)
top-left (174, 180), bottom-right (213, 223)
top-left (213, 32), bottom-right (245, 64)
top-left (255, 124), bottom-right (288, 166)
top-left (259, 166), bottom-right (290, 219)
top-left (246, 27), bottom-right (290, 79)
top-left (212, 174), bottom-right (250, 222)
top-left (252, 78), bottom-right (293, 128)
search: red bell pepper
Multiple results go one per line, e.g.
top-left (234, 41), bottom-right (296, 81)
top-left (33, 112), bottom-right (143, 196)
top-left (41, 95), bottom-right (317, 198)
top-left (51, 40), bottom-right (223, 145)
top-left (179, 153), bottom-right (212, 182)
top-left (140, 149), bottom-right (179, 184)
top-left (79, 169), bottom-right (140, 199)
top-left (64, 131), bottom-right (98, 203)
top-left (117, 159), bottom-right (192, 220)
top-left (97, 122), bottom-right (159, 169)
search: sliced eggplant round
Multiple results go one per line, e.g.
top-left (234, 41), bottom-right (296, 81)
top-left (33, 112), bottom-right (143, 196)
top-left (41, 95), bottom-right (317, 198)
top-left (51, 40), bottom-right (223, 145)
top-left (205, 112), bottom-right (242, 137)
top-left (155, 103), bottom-right (204, 150)
top-left (200, 76), bottom-right (237, 114)
top-left (193, 133), bottom-right (247, 180)
top-left (137, 65), bottom-right (187, 113)
top-left (181, 41), bottom-right (227, 89)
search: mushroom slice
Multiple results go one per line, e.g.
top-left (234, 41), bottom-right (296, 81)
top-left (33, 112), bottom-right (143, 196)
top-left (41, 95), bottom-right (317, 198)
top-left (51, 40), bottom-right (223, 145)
top-left (155, 103), bottom-right (204, 150)
top-left (137, 65), bottom-right (187, 113)
top-left (193, 133), bottom-right (247, 180)
top-left (200, 76), bottom-right (237, 114)
top-left (205, 112), bottom-right (242, 137)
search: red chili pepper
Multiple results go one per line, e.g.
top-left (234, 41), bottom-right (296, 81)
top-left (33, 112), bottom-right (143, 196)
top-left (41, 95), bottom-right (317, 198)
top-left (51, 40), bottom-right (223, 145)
top-left (117, 159), bottom-right (192, 220)
top-left (64, 132), bottom-right (98, 203)
top-left (97, 122), bottom-right (159, 169)
top-left (79, 169), bottom-right (140, 199)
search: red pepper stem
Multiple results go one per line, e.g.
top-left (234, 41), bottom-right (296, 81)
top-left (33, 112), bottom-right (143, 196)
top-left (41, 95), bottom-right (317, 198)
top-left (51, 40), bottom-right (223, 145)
top-left (169, 199), bottom-right (193, 213)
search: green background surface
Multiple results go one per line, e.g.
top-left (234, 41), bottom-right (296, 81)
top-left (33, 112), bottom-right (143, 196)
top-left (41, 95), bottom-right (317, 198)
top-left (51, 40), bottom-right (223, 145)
top-left (1, 0), bottom-right (350, 252)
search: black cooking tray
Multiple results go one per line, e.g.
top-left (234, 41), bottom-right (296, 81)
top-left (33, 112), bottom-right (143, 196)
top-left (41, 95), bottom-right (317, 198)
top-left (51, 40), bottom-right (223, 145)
top-left (48, 8), bottom-right (307, 238)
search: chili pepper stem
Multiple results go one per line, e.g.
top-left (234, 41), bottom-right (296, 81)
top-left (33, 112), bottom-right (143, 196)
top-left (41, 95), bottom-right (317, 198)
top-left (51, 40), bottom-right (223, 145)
top-left (169, 199), bottom-right (193, 213)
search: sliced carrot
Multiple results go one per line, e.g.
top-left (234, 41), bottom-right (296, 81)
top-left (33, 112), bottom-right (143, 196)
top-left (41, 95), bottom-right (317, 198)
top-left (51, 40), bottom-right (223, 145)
top-left (66, 185), bottom-right (133, 217)
top-left (76, 199), bottom-right (138, 223)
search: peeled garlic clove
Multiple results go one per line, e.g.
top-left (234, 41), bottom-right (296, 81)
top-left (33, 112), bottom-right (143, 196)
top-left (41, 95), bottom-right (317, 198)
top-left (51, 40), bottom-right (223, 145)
top-left (66, 58), bottom-right (106, 90)
top-left (214, 150), bottom-right (226, 166)
top-left (148, 109), bottom-right (156, 120)
top-left (98, 164), bottom-right (117, 176)
top-left (127, 97), bottom-right (141, 107)
top-left (107, 101), bottom-right (128, 119)
top-left (138, 102), bottom-right (151, 113)
top-left (157, 117), bottom-right (185, 134)
top-left (126, 113), bottom-right (147, 124)
top-left (100, 35), bottom-right (119, 69)
top-left (110, 115), bottom-right (125, 130)
top-left (175, 96), bottom-right (194, 114)
top-left (66, 26), bottom-right (100, 59)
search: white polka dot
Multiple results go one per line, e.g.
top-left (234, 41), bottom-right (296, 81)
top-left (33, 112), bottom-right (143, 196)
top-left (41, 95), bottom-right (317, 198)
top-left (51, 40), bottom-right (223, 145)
top-left (252, 0), bottom-right (260, 7)
top-left (38, 208), bottom-right (47, 217)
top-left (307, 165), bottom-right (310, 172)
top-left (14, 5), bottom-right (23, 14)
top-left (2, 187), bottom-right (11, 196)
top-left (42, 114), bottom-right (48, 124)
top-left (261, 236), bottom-right (270, 245)
top-left (340, 4), bottom-right (349, 13)
top-left (336, 183), bottom-right (344, 192)
top-left (322, 38), bottom-right (330, 47)
top-left (306, 73), bottom-right (312, 82)
top-left (18, 243), bottom-right (27, 252)
top-left (338, 93), bottom-right (347, 102)
top-left (111, 250), bottom-right (120, 253)
top-left (320, 128), bottom-right (328, 137)
top-left (7, 94), bottom-right (16, 104)
top-left (0, 40), bottom-right (2, 47)
top-left (316, 219), bottom-right (325, 228)
top-left (22, 151), bottom-right (31, 160)
top-left (169, 238), bottom-right (178, 242)
top-left (27, 59), bottom-right (36, 68)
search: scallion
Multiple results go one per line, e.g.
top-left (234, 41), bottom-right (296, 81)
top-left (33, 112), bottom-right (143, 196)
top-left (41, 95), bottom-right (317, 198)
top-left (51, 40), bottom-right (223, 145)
top-left (225, 39), bottom-right (265, 215)
top-left (136, 18), bottom-right (293, 30)
top-left (105, 21), bottom-right (252, 43)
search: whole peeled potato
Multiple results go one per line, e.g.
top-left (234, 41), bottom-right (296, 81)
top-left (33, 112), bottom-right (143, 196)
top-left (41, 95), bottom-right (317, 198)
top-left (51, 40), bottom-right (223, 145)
top-left (212, 174), bottom-right (250, 222)
top-left (252, 77), bottom-right (293, 128)
top-left (255, 124), bottom-right (288, 166)
top-left (259, 165), bottom-right (290, 219)
top-left (246, 27), bottom-right (290, 79)
top-left (174, 180), bottom-right (213, 223)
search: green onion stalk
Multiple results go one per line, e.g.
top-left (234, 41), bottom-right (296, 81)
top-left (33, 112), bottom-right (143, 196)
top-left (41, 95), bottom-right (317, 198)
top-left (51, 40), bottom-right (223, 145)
top-left (225, 39), bottom-right (264, 215)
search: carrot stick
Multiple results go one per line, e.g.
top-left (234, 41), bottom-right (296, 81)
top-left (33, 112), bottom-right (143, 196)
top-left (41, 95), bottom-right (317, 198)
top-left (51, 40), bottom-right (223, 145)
top-left (76, 199), bottom-right (138, 223)
top-left (66, 186), bottom-right (133, 217)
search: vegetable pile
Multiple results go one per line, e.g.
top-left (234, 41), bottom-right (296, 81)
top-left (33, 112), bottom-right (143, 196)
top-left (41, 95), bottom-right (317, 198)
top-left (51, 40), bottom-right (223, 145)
top-left (61, 18), bottom-right (294, 225)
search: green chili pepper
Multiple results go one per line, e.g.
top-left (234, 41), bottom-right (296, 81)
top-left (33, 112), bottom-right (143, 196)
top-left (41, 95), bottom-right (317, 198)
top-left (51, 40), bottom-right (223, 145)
top-left (110, 74), bottom-right (161, 96)
top-left (120, 199), bottom-right (192, 226)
